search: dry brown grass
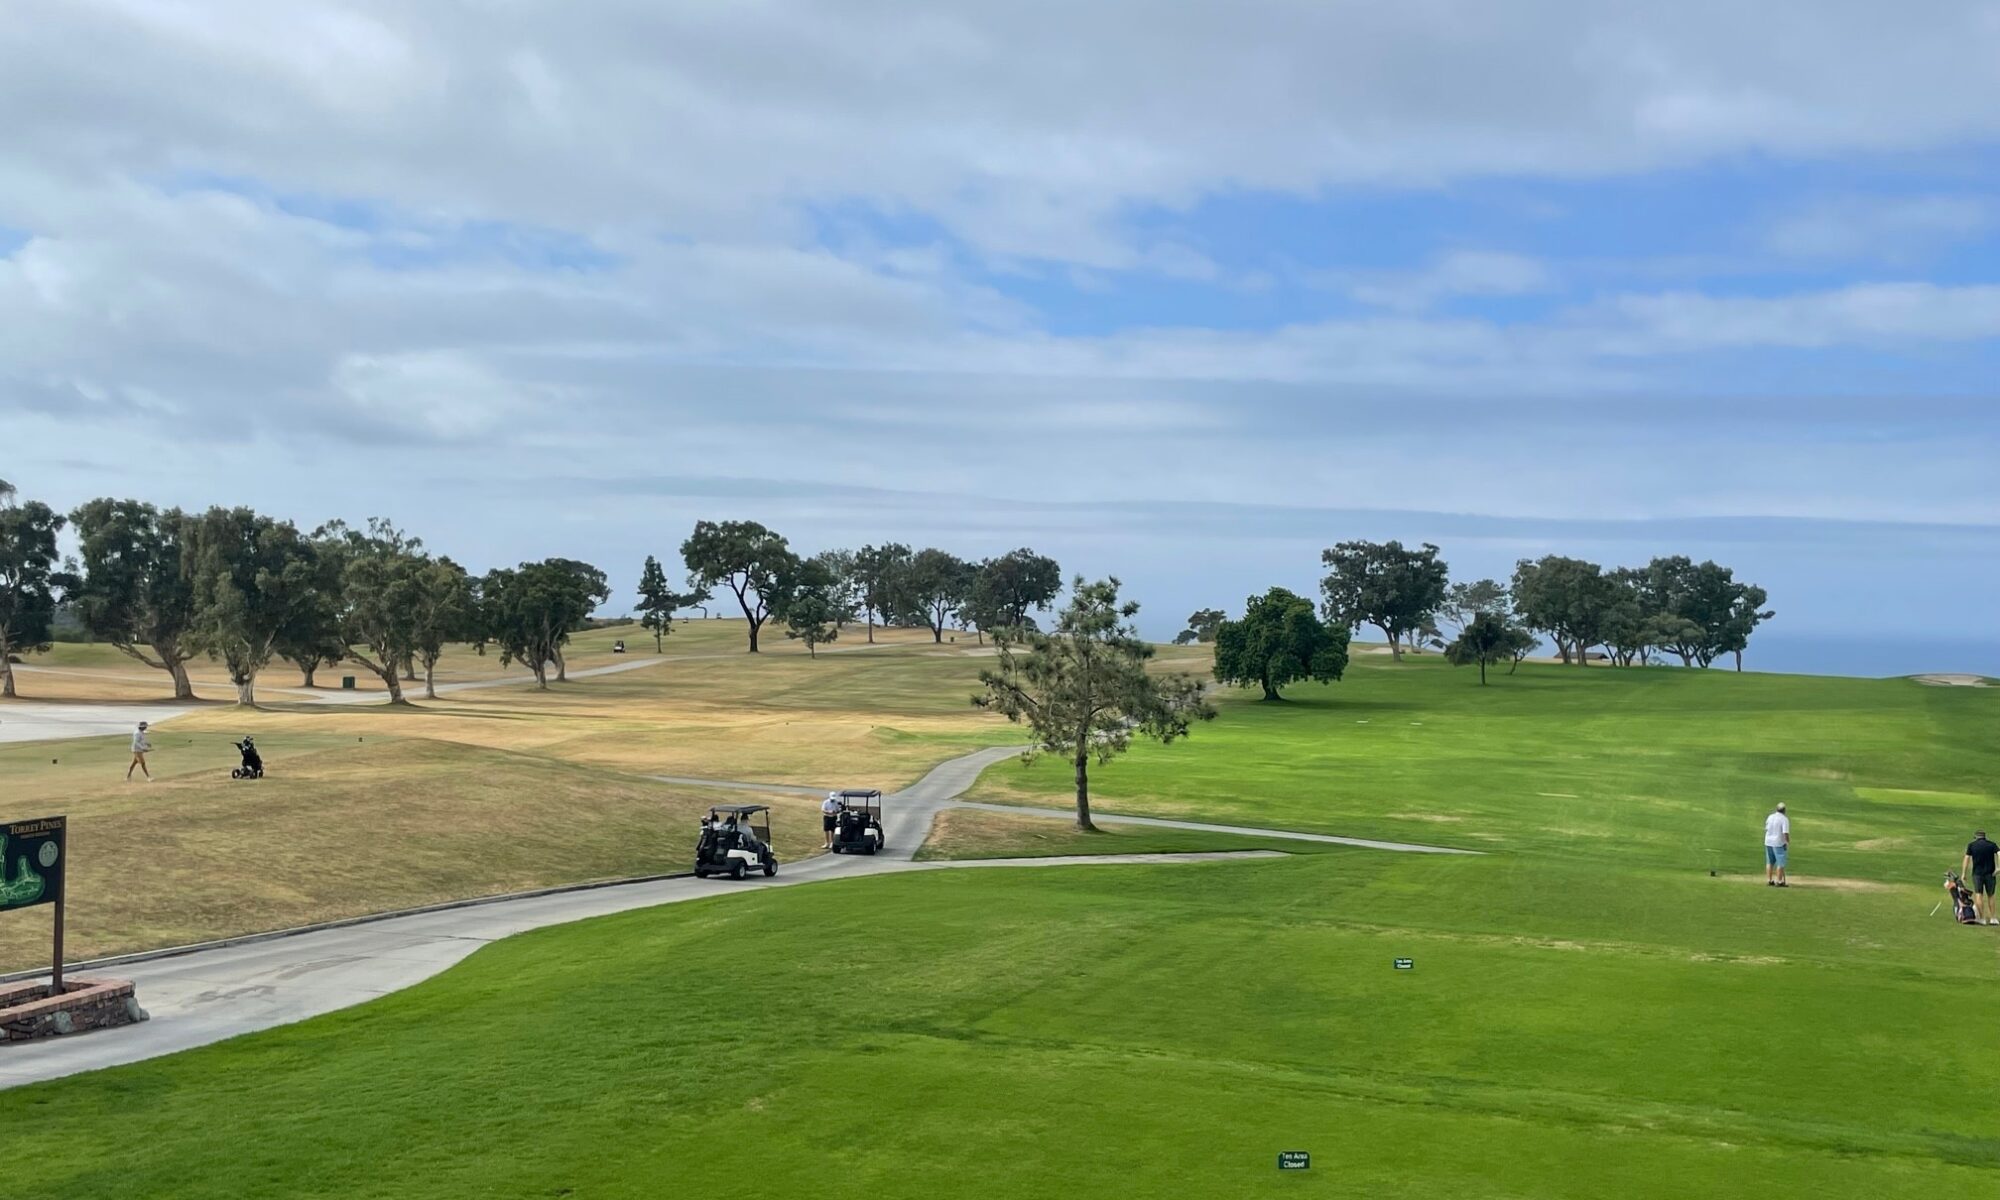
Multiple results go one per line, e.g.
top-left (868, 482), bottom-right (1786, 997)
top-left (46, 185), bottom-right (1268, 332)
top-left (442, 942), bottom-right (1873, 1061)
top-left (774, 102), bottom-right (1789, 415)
top-left (0, 736), bottom-right (825, 973)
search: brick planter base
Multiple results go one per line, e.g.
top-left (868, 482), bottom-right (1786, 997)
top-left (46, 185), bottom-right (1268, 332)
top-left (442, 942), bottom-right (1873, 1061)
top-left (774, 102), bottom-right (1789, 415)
top-left (0, 978), bottom-right (148, 1044)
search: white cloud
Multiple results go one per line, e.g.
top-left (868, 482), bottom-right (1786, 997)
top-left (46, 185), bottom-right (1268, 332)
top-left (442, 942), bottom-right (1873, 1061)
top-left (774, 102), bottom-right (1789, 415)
top-left (1343, 251), bottom-right (1554, 312)
top-left (1766, 195), bottom-right (1995, 262)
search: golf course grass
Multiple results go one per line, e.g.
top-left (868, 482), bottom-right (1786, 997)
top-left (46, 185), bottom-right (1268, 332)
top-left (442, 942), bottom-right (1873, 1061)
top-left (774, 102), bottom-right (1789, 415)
top-left (5, 850), bottom-right (1995, 1197)
top-left (4, 645), bottom-right (1997, 1195)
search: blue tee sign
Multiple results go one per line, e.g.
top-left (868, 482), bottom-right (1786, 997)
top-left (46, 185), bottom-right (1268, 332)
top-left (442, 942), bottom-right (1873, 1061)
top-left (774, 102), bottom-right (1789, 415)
top-left (1278, 1151), bottom-right (1310, 1170)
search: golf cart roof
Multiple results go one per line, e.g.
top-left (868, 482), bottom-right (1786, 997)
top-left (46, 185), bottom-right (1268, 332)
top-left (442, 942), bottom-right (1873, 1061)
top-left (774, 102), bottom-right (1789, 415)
top-left (838, 789), bottom-right (882, 800)
top-left (709, 804), bottom-right (771, 816)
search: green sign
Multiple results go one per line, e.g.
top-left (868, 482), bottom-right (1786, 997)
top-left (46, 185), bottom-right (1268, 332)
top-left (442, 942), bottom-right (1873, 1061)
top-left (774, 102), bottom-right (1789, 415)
top-left (1278, 1151), bottom-right (1310, 1171)
top-left (0, 816), bottom-right (65, 912)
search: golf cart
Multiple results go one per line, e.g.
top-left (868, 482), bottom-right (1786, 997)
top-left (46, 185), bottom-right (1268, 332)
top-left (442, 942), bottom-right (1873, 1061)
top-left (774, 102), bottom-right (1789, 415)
top-left (830, 789), bottom-right (886, 855)
top-left (695, 804), bottom-right (778, 880)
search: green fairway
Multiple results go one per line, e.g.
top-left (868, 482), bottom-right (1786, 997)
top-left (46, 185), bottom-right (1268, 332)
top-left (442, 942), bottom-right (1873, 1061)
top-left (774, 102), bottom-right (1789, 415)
top-left (971, 656), bottom-right (2000, 884)
top-left (5, 655), bottom-right (1998, 1196)
top-left (5, 851), bottom-right (1995, 1198)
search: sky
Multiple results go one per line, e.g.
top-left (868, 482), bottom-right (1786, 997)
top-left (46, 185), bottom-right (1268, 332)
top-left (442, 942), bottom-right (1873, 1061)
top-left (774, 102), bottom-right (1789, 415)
top-left (3, 1), bottom-right (1998, 675)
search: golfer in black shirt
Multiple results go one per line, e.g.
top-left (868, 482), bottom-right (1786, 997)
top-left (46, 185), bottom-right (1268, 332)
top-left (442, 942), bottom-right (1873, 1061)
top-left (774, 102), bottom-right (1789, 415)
top-left (1963, 830), bottom-right (1999, 926)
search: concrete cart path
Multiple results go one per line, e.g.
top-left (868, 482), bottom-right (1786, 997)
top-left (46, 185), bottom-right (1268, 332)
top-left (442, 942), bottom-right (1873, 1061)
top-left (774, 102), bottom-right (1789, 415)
top-left (0, 738), bottom-right (1473, 1090)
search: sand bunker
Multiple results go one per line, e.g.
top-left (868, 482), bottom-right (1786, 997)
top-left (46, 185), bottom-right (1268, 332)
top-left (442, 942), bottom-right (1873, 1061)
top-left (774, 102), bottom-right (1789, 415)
top-left (1913, 673), bottom-right (1991, 687)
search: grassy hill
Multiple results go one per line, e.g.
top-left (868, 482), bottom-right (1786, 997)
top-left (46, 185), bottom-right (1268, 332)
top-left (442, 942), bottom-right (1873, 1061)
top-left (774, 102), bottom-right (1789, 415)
top-left (3, 650), bottom-right (1997, 1197)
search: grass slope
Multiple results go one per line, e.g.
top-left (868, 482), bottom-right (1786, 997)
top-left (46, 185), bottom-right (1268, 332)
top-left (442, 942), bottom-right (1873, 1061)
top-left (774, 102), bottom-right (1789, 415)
top-left (970, 655), bottom-right (2000, 883)
top-left (6, 650), bottom-right (1997, 1196)
top-left (5, 855), bottom-right (1994, 1198)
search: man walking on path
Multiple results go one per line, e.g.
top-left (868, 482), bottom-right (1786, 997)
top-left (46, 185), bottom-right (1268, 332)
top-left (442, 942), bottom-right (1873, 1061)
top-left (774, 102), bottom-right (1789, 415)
top-left (126, 720), bottom-right (153, 782)
top-left (1962, 830), bottom-right (1998, 925)
top-left (1764, 802), bottom-right (1790, 886)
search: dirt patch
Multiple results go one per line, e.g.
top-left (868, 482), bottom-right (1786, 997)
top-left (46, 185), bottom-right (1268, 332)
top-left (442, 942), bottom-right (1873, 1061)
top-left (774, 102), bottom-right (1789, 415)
top-left (1385, 812), bottom-right (1463, 823)
top-left (1717, 874), bottom-right (1901, 893)
top-left (1852, 837), bottom-right (1914, 852)
top-left (1689, 953), bottom-right (1787, 966)
top-left (1912, 673), bottom-right (1992, 687)
top-left (1798, 767), bottom-right (1851, 782)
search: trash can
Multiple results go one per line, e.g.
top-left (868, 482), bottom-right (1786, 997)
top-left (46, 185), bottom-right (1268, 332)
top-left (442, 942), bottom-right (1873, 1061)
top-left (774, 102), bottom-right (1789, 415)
top-left (341, 675), bottom-right (356, 690)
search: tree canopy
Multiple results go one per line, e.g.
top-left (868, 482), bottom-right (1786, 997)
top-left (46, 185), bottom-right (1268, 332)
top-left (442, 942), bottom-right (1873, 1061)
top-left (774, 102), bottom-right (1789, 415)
top-left (973, 577), bottom-right (1213, 830)
top-left (681, 520), bottom-right (797, 652)
top-left (1444, 612), bottom-right (1538, 684)
top-left (853, 543), bottom-right (913, 644)
top-left (904, 547), bottom-right (973, 643)
top-left (184, 506), bottom-right (315, 705)
top-left (1173, 607), bottom-right (1227, 645)
top-left (1213, 587), bottom-right (1350, 700)
top-left (1318, 540), bottom-right (1449, 661)
top-left (779, 559), bottom-right (848, 657)
top-left (67, 498), bottom-right (201, 698)
top-left (963, 548), bottom-right (1062, 636)
top-left (0, 497), bottom-right (69, 699)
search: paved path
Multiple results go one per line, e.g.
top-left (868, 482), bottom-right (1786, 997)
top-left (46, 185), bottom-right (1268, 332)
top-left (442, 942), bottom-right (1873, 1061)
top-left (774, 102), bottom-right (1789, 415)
top-left (0, 699), bottom-right (206, 745)
top-left (0, 735), bottom-right (1471, 1090)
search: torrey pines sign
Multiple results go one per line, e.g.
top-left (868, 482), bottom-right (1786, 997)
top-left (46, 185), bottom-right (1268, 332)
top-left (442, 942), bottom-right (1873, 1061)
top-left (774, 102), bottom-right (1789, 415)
top-left (0, 816), bottom-right (65, 913)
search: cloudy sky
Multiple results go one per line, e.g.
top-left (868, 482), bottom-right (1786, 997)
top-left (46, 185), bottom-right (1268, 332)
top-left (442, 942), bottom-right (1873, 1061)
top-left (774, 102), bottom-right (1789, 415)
top-left (5, 1), bottom-right (1998, 673)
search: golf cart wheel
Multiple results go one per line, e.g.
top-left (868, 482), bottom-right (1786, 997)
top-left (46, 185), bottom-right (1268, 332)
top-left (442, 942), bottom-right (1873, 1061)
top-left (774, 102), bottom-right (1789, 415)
top-left (730, 861), bottom-right (746, 881)
top-left (764, 862), bottom-right (777, 877)
top-left (694, 867), bottom-right (708, 879)
top-left (230, 769), bottom-right (242, 780)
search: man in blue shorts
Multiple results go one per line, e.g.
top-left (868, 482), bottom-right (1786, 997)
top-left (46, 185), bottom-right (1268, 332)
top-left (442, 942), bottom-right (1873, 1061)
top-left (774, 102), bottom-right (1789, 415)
top-left (1962, 830), bottom-right (1998, 925)
top-left (1763, 802), bottom-right (1790, 887)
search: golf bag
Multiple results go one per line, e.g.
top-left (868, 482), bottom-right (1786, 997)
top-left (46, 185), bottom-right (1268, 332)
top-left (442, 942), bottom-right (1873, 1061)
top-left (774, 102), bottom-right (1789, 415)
top-left (231, 738), bottom-right (264, 780)
top-left (1945, 873), bottom-right (1979, 925)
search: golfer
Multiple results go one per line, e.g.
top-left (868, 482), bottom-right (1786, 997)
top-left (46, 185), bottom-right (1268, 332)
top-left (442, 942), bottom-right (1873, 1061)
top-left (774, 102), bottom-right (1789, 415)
top-left (1962, 830), bottom-right (1999, 926)
top-left (821, 791), bottom-right (843, 849)
top-left (1764, 802), bottom-right (1790, 887)
top-left (127, 720), bottom-right (154, 782)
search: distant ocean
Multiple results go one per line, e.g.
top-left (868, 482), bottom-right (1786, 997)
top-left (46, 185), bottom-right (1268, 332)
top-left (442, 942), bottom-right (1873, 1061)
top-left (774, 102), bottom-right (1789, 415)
top-left (1730, 634), bottom-right (2000, 680)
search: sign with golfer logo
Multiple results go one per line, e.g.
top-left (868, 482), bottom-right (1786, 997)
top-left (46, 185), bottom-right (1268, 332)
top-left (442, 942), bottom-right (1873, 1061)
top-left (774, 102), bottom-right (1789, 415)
top-left (0, 816), bottom-right (64, 912)
top-left (1278, 1151), bottom-right (1311, 1170)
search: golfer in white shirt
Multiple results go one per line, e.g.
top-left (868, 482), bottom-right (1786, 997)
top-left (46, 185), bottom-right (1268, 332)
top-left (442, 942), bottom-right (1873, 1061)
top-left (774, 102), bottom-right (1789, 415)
top-left (821, 792), bottom-right (844, 849)
top-left (1763, 802), bottom-right (1790, 887)
top-left (127, 721), bottom-right (154, 782)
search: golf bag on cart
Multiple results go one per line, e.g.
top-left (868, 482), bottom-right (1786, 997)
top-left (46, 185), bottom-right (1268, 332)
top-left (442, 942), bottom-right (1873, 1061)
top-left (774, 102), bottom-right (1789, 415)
top-left (231, 737), bottom-right (264, 780)
top-left (1945, 872), bottom-right (1980, 924)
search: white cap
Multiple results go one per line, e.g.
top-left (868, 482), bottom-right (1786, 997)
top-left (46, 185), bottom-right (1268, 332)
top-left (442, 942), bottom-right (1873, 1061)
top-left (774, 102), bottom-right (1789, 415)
top-left (1776, 802), bottom-right (1786, 812)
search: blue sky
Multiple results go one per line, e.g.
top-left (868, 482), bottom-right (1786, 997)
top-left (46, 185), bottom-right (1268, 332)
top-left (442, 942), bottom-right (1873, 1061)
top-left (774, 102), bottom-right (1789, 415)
top-left (3, 1), bottom-right (1997, 674)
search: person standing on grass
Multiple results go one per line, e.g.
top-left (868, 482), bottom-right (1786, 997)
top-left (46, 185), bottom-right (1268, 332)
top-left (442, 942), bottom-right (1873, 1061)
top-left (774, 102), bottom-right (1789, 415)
top-left (821, 791), bottom-right (843, 849)
top-left (1764, 802), bottom-right (1790, 887)
top-left (1962, 830), bottom-right (1998, 926)
top-left (126, 720), bottom-right (154, 782)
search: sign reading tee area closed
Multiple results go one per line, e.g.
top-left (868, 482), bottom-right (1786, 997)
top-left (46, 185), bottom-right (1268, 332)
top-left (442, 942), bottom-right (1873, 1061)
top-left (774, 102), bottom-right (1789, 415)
top-left (0, 816), bottom-right (65, 912)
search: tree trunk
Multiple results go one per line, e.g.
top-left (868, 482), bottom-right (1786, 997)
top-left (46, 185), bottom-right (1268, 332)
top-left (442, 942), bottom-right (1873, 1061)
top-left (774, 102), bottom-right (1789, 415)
top-left (554, 644), bottom-right (568, 682)
top-left (531, 659), bottom-right (549, 689)
top-left (235, 676), bottom-right (256, 705)
top-left (653, 632), bottom-right (663, 654)
top-left (299, 661), bottom-right (318, 688)
top-left (1381, 623), bottom-right (1402, 661)
top-left (747, 621), bottom-right (761, 653)
top-left (424, 660), bottom-right (437, 700)
top-left (1734, 650), bottom-right (1744, 672)
top-left (866, 614), bottom-right (875, 644)
top-left (0, 654), bottom-right (15, 699)
top-left (1261, 676), bottom-right (1280, 701)
top-left (1478, 658), bottom-right (1488, 685)
top-left (1073, 749), bottom-right (1097, 832)
top-left (165, 653), bottom-right (195, 700)
top-left (401, 656), bottom-right (418, 683)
